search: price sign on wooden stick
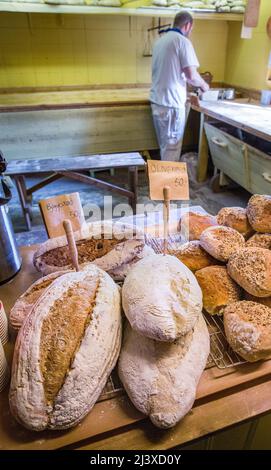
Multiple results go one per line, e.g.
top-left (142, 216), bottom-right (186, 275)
top-left (147, 161), bottom-right (189, 254)
top-left (63, 219), bottom-right (79, 272)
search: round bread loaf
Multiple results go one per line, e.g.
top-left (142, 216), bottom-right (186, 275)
top-left (247, 195), bottom-right (271, 233)
top-left (246, 233), bottom-right (271, 250)
top-left (227, 247), bottom-right (271, 297)
top-left (244, 292), bottom-right (271, 308)
top-left (171, 241), bottom-right (217, 272)
top-left (195, 266), bottom-right (241, 315)
top-left (122, 254), bottom-right (202, 341)
top-left (217, 206), bottom-right (253, 238)
top-left (177, 211), bottom-right (217, 241)
top-left (33, 221), bottom-right (153, 280)
top-left (200, 225), bottom-right (245, 262)
top-left (223, 301), bottom-right (271, 362)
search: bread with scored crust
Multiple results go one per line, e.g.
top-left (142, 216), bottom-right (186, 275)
top-left (9, 265), bottom-right (121, 431)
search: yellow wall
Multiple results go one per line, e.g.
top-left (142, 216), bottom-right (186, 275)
top-left (225, 0), bottom-right (271, 90)
top-left (0, 12), bottom-right (228, 89)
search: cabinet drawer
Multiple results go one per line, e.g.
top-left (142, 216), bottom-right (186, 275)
top-left (205, 123), bottom-right (271, 194)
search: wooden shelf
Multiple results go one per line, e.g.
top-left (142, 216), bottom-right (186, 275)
top-left (0, 3), bottom-right (244, 21)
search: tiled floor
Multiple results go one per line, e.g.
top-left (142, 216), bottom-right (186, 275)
top-left (4, 154), bottom-right (251, 246)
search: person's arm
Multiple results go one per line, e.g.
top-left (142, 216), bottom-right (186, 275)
top-left (183, 66), bottom-right (209, 92)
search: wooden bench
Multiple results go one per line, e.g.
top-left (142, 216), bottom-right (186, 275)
top-left (4, 152), bottom-right (145, 231)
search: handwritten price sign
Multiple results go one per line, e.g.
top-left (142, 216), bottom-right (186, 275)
top-left (147, 161), bottom-right (189, 201)
top-left (39, 192), bottom-right (85, 238)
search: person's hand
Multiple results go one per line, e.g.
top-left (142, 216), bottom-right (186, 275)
top-left (201, 81), bottom-right (209, 93)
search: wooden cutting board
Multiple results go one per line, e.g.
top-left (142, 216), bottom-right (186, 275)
top-left (244, 0), bottom-right (261, 28)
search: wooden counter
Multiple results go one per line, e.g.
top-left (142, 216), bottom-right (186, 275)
top-left (192, 100), bottom-right (271, 182)
top-left (1, 209), bottom-right (271, 450)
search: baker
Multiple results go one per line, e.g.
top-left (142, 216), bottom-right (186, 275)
top-left (150, 11), bottom-right (209, 161)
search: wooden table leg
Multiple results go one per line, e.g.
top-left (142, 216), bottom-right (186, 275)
top-left (197, 112), bottom-right (209, 183)
top-left (14, 176), bottom-right (32, 231)
top-left (128, 166), bottom-right (138, 214)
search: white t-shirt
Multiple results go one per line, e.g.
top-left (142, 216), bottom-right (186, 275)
top-left (150, 31), bottom-right (200, 108)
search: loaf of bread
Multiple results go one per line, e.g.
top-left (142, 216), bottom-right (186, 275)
top-left (200, 226), bottom-right (245, 262)
top-left (178, 211), bottom-right (217, 241)
top-left (227, 247), bottom-right (271, 297)
top-left (247, 195), bottom-right (271, 233)
top-left (217, 207), bottom-right (253, 238)
top-left (171, 241), bottom-right (217, 272)
top-left (244, 292), bottom-right (271, 308)
top-left (224, 301), bottom-right (271, 362)
top-left (9, 265), bottom-right (121, 431)
top-left (9, 271), bottom-right (70, 335)
top-left (195, 266), bottom-right (241, 315)
top-left (246, 233), bottom-right (271, 250)
top-left (118, 315), bottom-right (210, 429)
top-left (122, 254), bottom-right (202, 342)
top-left (33, 221), bottom-right (153, 280)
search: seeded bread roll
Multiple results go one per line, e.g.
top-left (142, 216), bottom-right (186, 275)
top-left (246, 233), bottom-right (271, 250)
top-left (217, 207), bottom-right (253, 239)
top-left (200, 226), bottom-right (245, 262)
top-left (9, 271), bottom-right (70, 335)
top-left (227, 247), bottom-right (271, 298)
top-left (224, 301), bottom-right (271, 362)
top-left (247, 195), bottom-right (271, 233)
top-left (195, 266), bottom-right (242, 315)
top-left (177, 211), bottom-right (217, 241)
top-left (9, 265), bottom-right (122, 431)
top-left (244, 292), bottom-right (271, 308)
top-left (171, 241), bottom-right (217, 272)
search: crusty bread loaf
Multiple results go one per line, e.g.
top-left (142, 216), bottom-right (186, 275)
top-left (246, 233), bottom-right (271, 250)
top-left (9, 271), bottom-right (70, 335)
top-left (195, 266), bottom-right (241, 315)
top-left (224, 301), bottom-right (271, 362)
top-left (247, 195), bottom-right (271, 233)
top-left (9, 265), bottom-right (121, 431)
top-left (118, 315), bottom-right (210, 429)
top-left (244, 292), bottom-right (271, 308)
top-left (33, 221), bottom-right (153, 280)
top-left (227, 247), bottom-right (271, 298)
top-left (122, 254), bottom-right (202, 342)
top-left (178, 211), bottom-right (217, 241)
top-left (217, 207), bottom-right (253, 238)
top-left (200, 226), bottom-right (245, 262)
top-left (171, 241), bottom-right (217, 272)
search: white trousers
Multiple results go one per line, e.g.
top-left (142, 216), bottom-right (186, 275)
top-left (151, 103), bottom-right (186, 162)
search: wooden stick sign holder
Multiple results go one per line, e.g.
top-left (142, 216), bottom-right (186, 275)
top-left (63, 219), bottom-right (80, 272)
top-left (163, 186), bottom-right (170, 255)
top-left (147, 160), bottom-right (189, 255)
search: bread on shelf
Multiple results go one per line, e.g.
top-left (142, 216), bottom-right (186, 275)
top-left (195, 265), bottom-right (242, 315)
top-left (224, 301), bottom-right (271, 362)
top-left (177, 211), bottom-right (217, 241)
top-left (170, 240), bottom-right (217, 272)
top-left (33, 221), bottom-right (153, 280)
top-left (118, 314), bottom-right (210, 429)
top-left (9, 265), bottom-right (122, 431)
top-left (217, 206), bottom-right (253, 239)
top-left (122, 254), bottom-right (202, 342)
top-left (247, 195), bottom-right (271, 233)
top-left (227, 247), bottom-right (271, 298)
top-left (200, 225), bottom-right (245, 262)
